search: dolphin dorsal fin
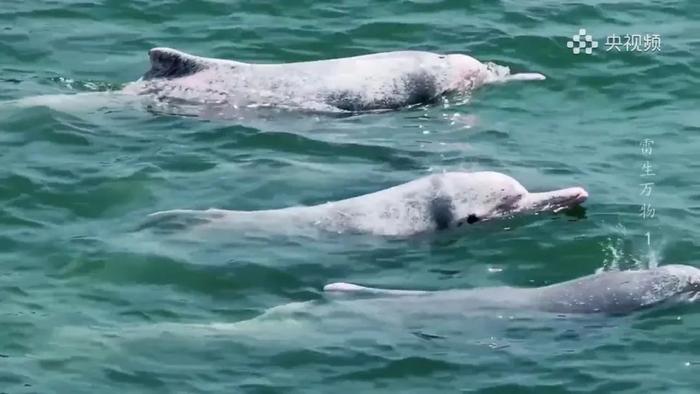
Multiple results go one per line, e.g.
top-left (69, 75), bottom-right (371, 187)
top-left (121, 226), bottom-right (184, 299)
top-left (323, 282), bottom-right (428, 296)
top-left (143, 47), bottom-right (209, 80)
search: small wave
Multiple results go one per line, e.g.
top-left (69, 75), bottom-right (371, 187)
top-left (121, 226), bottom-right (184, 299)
top-left (49, 76), bottom-right (120, 92)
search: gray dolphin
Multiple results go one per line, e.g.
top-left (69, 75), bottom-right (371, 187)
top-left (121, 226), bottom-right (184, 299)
top-left (58, 265), bottom-right (699, 347)
top-left (324, 264), bottom-right (700, 315)
top-left (146, 171), bottom-right (588, 237)
top-left (122, 48), bottom-right (545, 114)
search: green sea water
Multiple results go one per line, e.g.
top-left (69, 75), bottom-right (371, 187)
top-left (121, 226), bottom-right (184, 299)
top-left (2, 1), bottom-right (700, 393)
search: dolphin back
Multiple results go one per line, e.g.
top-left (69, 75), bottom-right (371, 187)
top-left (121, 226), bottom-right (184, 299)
top-left (534, 265), bottom-right (700, 314)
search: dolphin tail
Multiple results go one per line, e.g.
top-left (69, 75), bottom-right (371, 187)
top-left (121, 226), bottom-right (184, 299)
top-left (323, 282), bottom-right (428, 296)
top-left (5, 91), bottom-right (128, 113)
top-left (146, 209), bottom-right (208, 221)
top-left (139, 208), bottom-right (230, 230)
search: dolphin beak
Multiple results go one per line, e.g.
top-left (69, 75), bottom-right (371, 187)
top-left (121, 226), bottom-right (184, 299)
top-left (517, 187), bottom-right (588, 213)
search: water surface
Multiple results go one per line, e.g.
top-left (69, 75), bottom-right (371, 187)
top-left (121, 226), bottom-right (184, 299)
top-left (1, 1), bottom-right (699, 393)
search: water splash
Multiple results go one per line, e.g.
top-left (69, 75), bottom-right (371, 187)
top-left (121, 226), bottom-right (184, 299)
top-left (600, 236), bottom-right (626, 272)
top-left (599, 227), bottom-right (666, 272)
top-left (50, 76), bottom-right (120, 92)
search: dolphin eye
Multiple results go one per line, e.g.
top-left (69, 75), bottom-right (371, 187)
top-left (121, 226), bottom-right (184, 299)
top-left (457, 214), bottom-right (480, 227)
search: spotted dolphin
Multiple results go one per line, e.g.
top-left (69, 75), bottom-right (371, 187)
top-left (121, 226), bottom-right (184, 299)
top-left (121, 48), bottom-right (545, 114)
top-left (145, 171), bottom-right (587, 237)
top-left (8, 49), bottom-right (544, 119)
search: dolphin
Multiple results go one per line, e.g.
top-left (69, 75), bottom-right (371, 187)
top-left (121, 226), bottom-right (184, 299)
top-left (119, 47), bottom-right (545, 115)
top-left (145, 171), bottom-right (588, 237)
top-left (7, 49), bottom-right (544, 119)
top-left (55, 265), bottom-right (699, 350)
top-left (324, 264), bottom-right (700, 315)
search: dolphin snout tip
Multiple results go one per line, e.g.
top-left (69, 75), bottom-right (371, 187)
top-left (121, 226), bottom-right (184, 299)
top-left (323, 282), bottom-right (362, 292)
top-left (571, 187), bottom-right (588, 204)
top-left (503, 72), bottom-right (546, 82)
top-left (527, 73), bottom-right (546, 81)
top-left (543, 187), bottom-right (588, 213)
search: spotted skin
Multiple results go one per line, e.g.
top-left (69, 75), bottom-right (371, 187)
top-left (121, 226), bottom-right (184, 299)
top-left (145, 172), bottom-right (587, 237)
top-left (123, 48), bottom-right (546, 114)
